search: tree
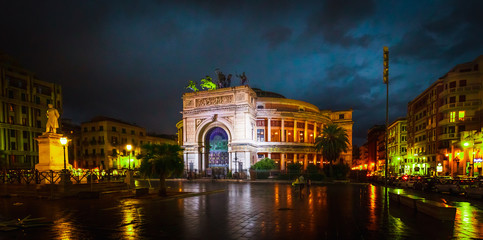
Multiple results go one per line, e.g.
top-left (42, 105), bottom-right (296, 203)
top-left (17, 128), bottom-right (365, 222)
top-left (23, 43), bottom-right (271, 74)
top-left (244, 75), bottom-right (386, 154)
top-left (251, 158), bottom-right (276, 170)
top-left (315, 124), bottom-right (350, 177)
top-left (139, 144), bottom-right (184, 196)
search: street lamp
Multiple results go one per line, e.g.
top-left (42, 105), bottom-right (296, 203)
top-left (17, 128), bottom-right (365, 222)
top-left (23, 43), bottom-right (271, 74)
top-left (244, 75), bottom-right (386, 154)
top-left (59, 137), bottom-right (71, 185)
top-left (60, 137), bottom-right (68, 170)
top-left (125, 144), bottom-right (134, 188)
top-left (126, 144), bottom-right (132, 170)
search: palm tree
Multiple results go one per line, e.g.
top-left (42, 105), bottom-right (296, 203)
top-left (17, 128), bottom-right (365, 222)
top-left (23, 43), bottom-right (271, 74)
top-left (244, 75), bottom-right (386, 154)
top-left (139, 144), bottom-right (184, 196)
top-left (315, 124), bottom-right (350, 177)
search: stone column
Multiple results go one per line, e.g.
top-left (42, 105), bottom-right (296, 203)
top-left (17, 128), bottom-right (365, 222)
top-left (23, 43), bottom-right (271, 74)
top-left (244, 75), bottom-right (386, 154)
top-left (313, 122), bottom-right (317, 143)
top-left (294, 120), bottom-right (297, 142)
top-left (268, 153), bottom-right (271, 159)
top-left (245, 152), bottom-right (251, 170)
top-left (267, 118), bottom-right (271, 142)
top-left (200, 147), bottom-right (205, 172)
top-left (313, 154), bottom-right (317, 165)
top-left (281, 119), bottom-right (285, 142)
top-left (183, 118), bottom-right (187, 144)
top-left (304, 121), bottom-right (308, 143)
top-left (294, 153), bottom-right (297, 164)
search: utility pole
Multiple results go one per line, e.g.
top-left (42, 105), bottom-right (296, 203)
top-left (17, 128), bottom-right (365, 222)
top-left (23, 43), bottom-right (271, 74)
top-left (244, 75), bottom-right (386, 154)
top-left (383, 46), bottom-right (389, 186)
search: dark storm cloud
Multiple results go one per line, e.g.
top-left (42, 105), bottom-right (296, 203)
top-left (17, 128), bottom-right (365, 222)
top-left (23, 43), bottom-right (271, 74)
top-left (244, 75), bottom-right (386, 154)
top-left (392, 0), bottom-right (483, 61)
top-left (0, 0), bottom-right (481, 146)
top-left (304, 0), bottom-right (375, 47)
top-left (261, 26), bottom-right (293, 48)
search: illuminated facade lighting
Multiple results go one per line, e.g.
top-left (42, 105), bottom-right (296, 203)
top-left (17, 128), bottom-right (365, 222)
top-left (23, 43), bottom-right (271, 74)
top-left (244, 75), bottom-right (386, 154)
top-left (178, 86), bottom-right (353, 172)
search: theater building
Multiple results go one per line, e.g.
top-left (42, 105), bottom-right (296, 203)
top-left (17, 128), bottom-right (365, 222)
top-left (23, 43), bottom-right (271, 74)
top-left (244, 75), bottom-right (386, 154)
top-left (178, 86), bottom-right (353, 174)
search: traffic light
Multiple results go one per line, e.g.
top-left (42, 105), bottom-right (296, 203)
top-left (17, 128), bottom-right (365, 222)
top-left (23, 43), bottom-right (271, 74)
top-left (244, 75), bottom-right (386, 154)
top-left (383, 46), bottom-right (389, 84)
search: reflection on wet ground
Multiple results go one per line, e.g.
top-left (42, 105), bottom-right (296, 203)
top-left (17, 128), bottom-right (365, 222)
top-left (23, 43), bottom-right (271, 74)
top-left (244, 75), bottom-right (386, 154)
top-left (1, 182), bottom-right (483, 239)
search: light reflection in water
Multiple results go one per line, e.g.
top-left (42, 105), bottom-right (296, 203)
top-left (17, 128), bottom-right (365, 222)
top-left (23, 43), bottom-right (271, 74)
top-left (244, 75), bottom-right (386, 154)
top-left (120, 199), bottom-right (141, 240)
top-left (286, 184), bottom-right (292, 207)
top-left (454, 202), bottom-right (480, 239)
top-left (274, 184), bottom-right (279, 208)
top-left (367, 184), bottom-right (377, 231)
top-left (52, 216), bottom-right (74, 240)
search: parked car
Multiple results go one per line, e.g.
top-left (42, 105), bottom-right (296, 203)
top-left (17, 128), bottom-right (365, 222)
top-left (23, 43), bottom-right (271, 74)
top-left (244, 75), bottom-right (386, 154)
top-left (394, 175), bottom-right (409, 188)
top-left (434, 179), bottom-right (460, 194)
top-left (403, 176), bottom-right (419, 189)
top-left (456, 179), bottom-right (477, 193)
top-left (465, 181), bottom-right (483, 199)
top-left (414, 177), bottom-right (437, 192)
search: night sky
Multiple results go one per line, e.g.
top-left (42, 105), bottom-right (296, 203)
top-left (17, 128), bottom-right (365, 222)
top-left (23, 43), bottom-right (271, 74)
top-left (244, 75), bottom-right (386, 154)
top-left (1, 0), bottom-right (482, 145)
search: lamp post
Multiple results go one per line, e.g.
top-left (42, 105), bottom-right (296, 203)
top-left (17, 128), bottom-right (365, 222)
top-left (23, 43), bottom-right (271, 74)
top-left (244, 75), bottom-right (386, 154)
top-left (60, 137), bottom-right (68, 170)
top-left (383, 46), bottom-right (389, 186)
top-left (59, 137), bottom-right (71, 185)
top-left (126, 144), bottom-right (132, 170)
top-left (125, 144), bottom-right (134, 188)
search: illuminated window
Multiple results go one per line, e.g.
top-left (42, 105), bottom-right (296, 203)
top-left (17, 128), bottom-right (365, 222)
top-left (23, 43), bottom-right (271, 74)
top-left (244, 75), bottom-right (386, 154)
top-left (257, 129), bottom-right (265, 142)
top-left (458, 111), bottom-right (465, 121)
top-left (271, 130), bottom-right (280, 142)
top-left (449, 112), bottom-right (456, 122)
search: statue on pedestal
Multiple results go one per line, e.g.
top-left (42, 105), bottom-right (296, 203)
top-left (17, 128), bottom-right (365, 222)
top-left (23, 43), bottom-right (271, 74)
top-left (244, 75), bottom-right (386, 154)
top-left (46, 104), bottom-right (60, 133)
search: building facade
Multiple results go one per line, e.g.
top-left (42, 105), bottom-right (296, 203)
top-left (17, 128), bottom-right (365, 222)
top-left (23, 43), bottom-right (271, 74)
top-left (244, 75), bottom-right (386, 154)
top-left (387, 118), bottom-right (407, 175)
top-left (178, 86), bottom-right (353, 174)
top-left (76, 116), bottom-right (175, 170)
top-left (407, 55), bottom-right (482, 176)
top-left (365, 125), bottom-right (385, 175)
top-left (0, 54), bottom-right (63, 169)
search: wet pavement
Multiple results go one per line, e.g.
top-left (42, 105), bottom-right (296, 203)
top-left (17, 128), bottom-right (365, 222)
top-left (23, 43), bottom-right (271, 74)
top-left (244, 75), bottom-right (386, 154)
top-left (1, 181), bottom-right (483, 239)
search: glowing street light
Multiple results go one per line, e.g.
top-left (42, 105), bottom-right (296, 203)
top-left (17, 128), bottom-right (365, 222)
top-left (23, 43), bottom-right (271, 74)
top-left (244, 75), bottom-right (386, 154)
top-left (126, 144), bottom-right (133, 170)
top-left (59, 137), bottom-right (72, 185)
top-left (60, 137), bottom-right (68, 170)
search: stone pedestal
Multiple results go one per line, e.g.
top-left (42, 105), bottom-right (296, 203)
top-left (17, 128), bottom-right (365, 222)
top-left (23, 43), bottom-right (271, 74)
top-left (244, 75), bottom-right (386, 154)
top-left (35, 133), bottom-right (72, 171)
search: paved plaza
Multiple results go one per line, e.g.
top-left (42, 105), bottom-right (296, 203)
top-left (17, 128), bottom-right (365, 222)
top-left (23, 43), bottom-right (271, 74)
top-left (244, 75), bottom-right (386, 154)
top-left (1, 181), bottom-right (483, 239)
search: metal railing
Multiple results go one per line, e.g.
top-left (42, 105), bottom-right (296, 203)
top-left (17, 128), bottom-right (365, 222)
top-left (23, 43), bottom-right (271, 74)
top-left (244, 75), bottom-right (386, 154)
top-left (0, 169), bottom-right (137, 184)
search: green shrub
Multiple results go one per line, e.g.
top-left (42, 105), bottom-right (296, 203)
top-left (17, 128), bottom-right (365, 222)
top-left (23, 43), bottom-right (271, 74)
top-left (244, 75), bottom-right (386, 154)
top-left (251, 158), bottom-right (276, 170)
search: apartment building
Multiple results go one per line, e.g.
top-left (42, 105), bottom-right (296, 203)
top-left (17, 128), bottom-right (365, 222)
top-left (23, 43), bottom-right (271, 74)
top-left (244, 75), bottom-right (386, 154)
top-left (0, 53), bottom-right (63, 169)
top-left (407, 55), bottom-right (482, 176)
top-left (387, 118), bottom-right (407, 175)
top-left (77, 116), bottom-right (175, 170)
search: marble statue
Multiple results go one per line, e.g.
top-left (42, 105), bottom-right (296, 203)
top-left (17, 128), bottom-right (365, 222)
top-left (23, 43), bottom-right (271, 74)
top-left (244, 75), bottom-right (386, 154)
top-left (46, 104), bottom-right (60, 133)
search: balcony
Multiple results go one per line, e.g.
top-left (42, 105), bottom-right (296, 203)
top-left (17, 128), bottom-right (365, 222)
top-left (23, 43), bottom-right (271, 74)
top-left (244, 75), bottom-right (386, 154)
top-left (439, 133), bottom-right (458, 140)
top-left (439, 99), bottom-right (481, 112)
top-left (440, 84), bottom-right (481, 96)
top-left (439, 116), bottom-right (474, 126)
